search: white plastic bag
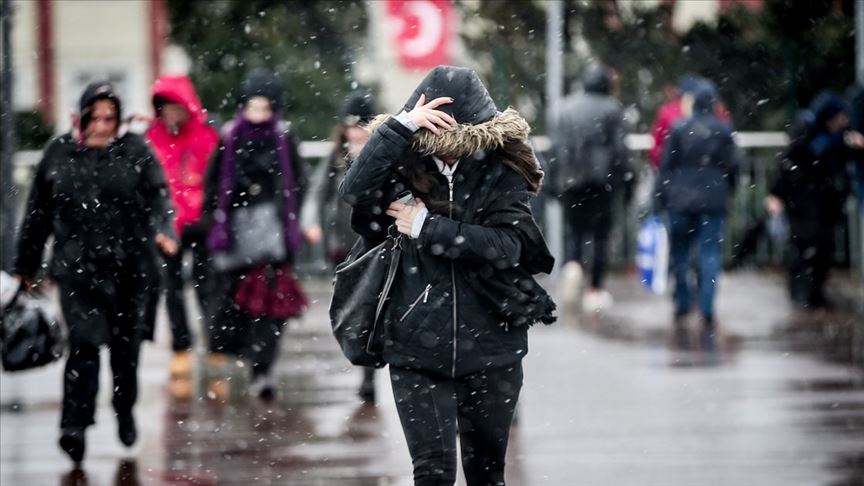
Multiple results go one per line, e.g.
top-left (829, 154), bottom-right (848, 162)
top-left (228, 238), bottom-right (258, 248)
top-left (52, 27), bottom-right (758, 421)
top-left (636, 215), bottom-right (669, 295)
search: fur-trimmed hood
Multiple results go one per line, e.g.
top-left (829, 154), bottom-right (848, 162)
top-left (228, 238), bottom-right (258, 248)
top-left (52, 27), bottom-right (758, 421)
top-left (365, 107), bottom-right (531, 158)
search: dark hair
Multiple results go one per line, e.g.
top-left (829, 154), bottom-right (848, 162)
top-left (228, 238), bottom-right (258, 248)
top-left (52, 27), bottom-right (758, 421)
top-left (397, 140), bottom-right (544, 215)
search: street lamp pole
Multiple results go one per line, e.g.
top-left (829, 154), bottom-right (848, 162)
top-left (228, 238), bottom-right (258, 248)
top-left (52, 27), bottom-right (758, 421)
top-left (1, 0), bottom-right (16, 273)
top-left (545, 0), bottom-right (564, 271)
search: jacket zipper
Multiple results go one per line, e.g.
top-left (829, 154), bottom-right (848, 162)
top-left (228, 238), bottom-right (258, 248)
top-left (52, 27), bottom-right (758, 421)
top-left (399, 283), bottom-right (432, 322)
top-left (448, 179), bottom-right (458, 378)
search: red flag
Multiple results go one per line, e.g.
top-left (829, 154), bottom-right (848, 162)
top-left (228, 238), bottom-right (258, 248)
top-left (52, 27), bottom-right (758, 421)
top-left (386, 0), bottom-right (452, 70)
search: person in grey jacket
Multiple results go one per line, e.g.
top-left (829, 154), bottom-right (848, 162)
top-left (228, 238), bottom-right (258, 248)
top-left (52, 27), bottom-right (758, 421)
top-left (549, 63), bottom-right (633, 312)
top-left (301, 92), bottom-right (379, 402)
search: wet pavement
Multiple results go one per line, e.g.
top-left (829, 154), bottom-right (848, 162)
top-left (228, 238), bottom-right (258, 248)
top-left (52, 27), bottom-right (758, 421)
top-left (1, 272), bottom-right (863, 485)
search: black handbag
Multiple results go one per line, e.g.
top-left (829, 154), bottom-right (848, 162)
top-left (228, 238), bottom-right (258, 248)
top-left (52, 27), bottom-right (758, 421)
top-left (1, 291), bottom-right (66, 372)
top-left (329, 231), bottom-right (402, 368)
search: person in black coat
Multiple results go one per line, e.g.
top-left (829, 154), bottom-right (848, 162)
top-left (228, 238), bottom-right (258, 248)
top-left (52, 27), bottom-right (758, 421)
top-left (14, 81), bottom-right (178, 463)
top-left (202, 70), bottom-right (308, 400)
top-left (339, 65), bottom-right (555, 486)
top-left (767, 91), bottom-right (862, 308)
top-left (655, 80), bottom-right (739, 347)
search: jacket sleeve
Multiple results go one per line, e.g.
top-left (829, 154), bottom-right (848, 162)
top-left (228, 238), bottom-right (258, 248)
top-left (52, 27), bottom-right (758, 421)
top-left (139, 144), bottom-right (177, 241)
top-left (609, 105), bottom-right (635, 200)
top-left (300, 157), bottom-right (330, 229)
top-left (417, 170), bottom-right (529, 269)
top-left (288, 131), bottom-right (308, 209)
top-left (654, 126), bottom-right (681, 211)
top-left (339, 117), bottom-right (414, 211)
top-left (721, 129), bottom-right (740, 192)
top-left (14, 147), bottom-right (56, 278)
top-left (200, 141), bottom-right (225, 229)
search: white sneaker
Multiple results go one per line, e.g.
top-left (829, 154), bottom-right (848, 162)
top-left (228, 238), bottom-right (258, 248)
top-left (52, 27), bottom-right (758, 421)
top-left (583, 289), bottom-right (613, 314)
top-left (559, 261), bottom-right (583, 308)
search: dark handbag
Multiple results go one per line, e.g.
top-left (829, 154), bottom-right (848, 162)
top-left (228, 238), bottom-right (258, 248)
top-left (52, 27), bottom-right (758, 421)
top-left (212, 202), bottom-right (287, 272)
top-left (329, 231), bottom-right (402, 368)
top-left (1, 290), bottom-right (65, 372)
top-left (233, 264), bottom-right (308, 319)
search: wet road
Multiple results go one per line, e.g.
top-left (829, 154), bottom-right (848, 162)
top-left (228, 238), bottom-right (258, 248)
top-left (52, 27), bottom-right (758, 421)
top-left (1, 272), bottom-right (863, 485)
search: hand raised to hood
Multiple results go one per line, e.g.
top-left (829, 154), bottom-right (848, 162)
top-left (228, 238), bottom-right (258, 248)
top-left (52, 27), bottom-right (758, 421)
top-left (407, 95), bottom-right (457, 135)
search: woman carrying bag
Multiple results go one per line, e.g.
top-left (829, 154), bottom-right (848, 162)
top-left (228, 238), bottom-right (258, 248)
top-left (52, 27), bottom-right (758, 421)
top-left (203, 69), bottom-right (308, 400)
top-left (338, 66), bottom-right (555, 486)
top-left (13, 81), bottom-right (178, 463)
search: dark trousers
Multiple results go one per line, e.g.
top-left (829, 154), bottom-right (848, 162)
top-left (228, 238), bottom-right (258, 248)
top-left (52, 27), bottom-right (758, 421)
top-left (209, 305), bottom-right (287, 378)
top-left (61, 322), bottom-right (141, 430)
top-left (668, 211), bottom-right (725, 323)
top-left (561, 185), bottom-right (613, 289)
top-left (390, 364), bottom-right (523, 486)
top-left (788, 219), bottom-right (834, 308)
top-left (162, 235), bottom-right (210, 351)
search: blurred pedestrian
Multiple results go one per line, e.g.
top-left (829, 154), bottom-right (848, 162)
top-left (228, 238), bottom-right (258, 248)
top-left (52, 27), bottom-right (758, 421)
top-left (550, 63), bottom-right (634, 313)
top-left (14, 81), bottom-right (178, 463)
top-left (339, 65), bottom-right (556, 486)
top-left (649, 74), bottom-right (731, 171)
top-left (203, 70), bottom-right (308, 400)
top-left (145, 74), bottom-right (219, 383)
top-left (766, 91), bottom-right (862, 309)
top-left (300, 92), bottom-right (379, 402)
top-left (655, 80), bottom-right (739, 349)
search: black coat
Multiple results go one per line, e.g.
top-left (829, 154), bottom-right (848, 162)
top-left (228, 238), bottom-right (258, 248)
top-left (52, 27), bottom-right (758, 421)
top-left (655, 112), bottom-right (739, 214)
top-left (339, 117), bottom-right (554, 378)
top-left (15, 132), bottom-right (174, 346)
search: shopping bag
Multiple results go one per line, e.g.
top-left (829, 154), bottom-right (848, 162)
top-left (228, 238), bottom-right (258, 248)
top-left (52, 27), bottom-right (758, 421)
top-left (636, 214), bottom-right (669, 295)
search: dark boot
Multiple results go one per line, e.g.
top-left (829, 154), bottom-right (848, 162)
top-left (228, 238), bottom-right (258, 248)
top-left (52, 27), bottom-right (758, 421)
top-left (117, 412), bottom-right (137, 447)
top-left (59, 427), bottom-right (86, 463)
top-left (671, 314), bottom-right (690, 350)
top-left (358, 367), bottom-right (376, 403)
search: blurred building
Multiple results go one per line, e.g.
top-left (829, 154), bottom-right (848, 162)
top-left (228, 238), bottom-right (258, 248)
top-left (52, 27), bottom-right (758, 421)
top-left (10, 0), bottom-right (188, 133)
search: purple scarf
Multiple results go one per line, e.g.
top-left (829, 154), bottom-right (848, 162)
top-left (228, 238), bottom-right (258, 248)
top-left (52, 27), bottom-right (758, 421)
top-left (207, 113), bottom-right (303, 254)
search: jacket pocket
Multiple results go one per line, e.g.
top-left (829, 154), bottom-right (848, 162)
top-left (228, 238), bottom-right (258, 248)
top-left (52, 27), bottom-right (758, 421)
top-left (399, 284), bottom-right (432, 322)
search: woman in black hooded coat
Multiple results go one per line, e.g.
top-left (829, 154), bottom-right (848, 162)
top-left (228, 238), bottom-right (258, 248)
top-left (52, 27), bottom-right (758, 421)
top-left (339, 66), bottom-right (555, 486)
top-left (14, 81), bottom-right (177, 463)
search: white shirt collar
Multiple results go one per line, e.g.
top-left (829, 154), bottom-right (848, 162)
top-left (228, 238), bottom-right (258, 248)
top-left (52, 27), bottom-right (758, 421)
top-left (432, 156), bottom-right (459, 178)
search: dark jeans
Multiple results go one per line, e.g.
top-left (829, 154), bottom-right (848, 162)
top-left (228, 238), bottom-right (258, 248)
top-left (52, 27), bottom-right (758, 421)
top-left (787, 218), bottom-right (834, 308)
top-left (668, 211), bottom-right (724, 323)
top-left (162, 234), bottom-right (210, 351)
top-left (561, 185), bottom-right (613, 289)
top-left (389, 364), bottom-right (523, 486)
top-left (61, 326), bottom-right (141, 430)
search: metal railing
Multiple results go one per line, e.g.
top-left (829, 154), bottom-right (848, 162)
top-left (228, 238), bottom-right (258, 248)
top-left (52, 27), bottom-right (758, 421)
top-left (9, 133), bottom-right (863, 276)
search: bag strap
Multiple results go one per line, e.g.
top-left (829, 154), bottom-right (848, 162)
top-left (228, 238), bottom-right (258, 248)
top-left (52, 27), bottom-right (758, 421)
top-left (367, 234), bottom-right (402, 354)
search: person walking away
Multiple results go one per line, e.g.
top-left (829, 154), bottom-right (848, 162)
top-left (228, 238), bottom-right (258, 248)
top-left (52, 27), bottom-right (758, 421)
top-left (654, 80), bottom-right (739, 350)
top-left (203, 70), bottom-right (308, 401)
top-left (339, 65), bottom-right (556, 486)
top-left (550, 63), bottom-right (634, 313)
top-left (145, 74), bottom-right (219, 385)
top-left (766, 91), bottom-right (862, 309)
top-left (14, 81), bottom-right (178, 463)
top-left (301, 92), bottom-right (379, 402)
top-left (649, 74), bottom-right (732, 172)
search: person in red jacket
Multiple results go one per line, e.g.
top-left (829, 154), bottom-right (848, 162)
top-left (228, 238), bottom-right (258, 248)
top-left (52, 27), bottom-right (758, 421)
top-left (145, 75), bottom-right (219, 381)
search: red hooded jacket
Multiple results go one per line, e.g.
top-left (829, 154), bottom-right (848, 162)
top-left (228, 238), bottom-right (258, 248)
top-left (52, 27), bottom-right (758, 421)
top-left (145, 75), bottom-right (219, 236)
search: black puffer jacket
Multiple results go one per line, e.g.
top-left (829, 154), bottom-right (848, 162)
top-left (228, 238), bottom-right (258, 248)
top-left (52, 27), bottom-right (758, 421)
top-left (339, 66), bottom-right (555, 378)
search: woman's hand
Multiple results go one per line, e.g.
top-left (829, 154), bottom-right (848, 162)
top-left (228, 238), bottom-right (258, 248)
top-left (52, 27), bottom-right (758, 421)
top-left (407, 94), bottom-right (457, 135)
top-left (764, 195), bottom-right (784, 216)
top-left (304, 224), bottom-right (323, 245)
top-left (386, 199), bottom-right (427, 236)
top-left (155, 233), bottom-right (179, 256)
